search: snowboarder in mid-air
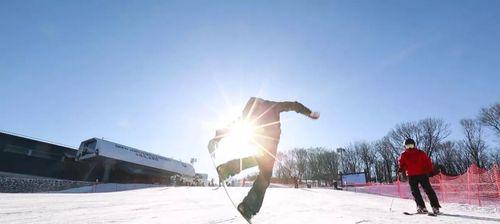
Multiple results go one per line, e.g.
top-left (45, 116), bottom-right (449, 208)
top-left (398, 138), bottom-right (441, 215)
top-left (208, 97), bottom-right (319, 221)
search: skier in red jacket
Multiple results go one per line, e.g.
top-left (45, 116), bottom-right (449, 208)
top-left (398, 138), bottom-right (441, 215)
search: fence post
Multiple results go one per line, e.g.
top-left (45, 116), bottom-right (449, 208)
top-left (495, 164), bottom-right (500, 197)
top-left (476, 168), bottom-right (481, 207)
top-left (439, 174), bottom-right (445, 203)
top-left (477, 179), bottom-right (481, 207)
top-left (466, 168), bottom-right (470, 204)
top-left (397, 175), bottom-right (401, 198)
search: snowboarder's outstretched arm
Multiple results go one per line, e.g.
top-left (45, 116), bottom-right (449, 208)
top-left (213, 117), bottom-right (242, 140)
top-left (278, 101), bottom-right (319, 119)
top-left (207, 126), bottom-right (227, 154)
top-left (208, 118), bottom-right (241, 152)
top-left (214, 127), bottom-right (230, 140)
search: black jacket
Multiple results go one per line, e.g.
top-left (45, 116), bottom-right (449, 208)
top-left (216, 97), bottom-right (312, 141)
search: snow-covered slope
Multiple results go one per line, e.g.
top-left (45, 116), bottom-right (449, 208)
top-left (0, 187), bottom-right (498, 224)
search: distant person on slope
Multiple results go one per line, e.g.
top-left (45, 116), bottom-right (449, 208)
top-left (398, 138), bottom-right (441, 215)
top-left (208, 97), bottom-right (319, 220)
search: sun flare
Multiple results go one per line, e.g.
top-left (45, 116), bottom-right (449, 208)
top-left (227, 120), bottom-right (256, 143)
top-left (207, 96), bottom-right (279, 165)
top-left (217, 120), bottom-right (263, 160)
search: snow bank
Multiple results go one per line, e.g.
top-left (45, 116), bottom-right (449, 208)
top-left (0, 175), bottom-right (91, 193)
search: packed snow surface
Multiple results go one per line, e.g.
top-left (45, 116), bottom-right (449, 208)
top-left (0, 186), bottom-right (498, 224)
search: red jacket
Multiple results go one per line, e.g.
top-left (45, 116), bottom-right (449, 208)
top-left (398, 147), bottom-right (433, 176)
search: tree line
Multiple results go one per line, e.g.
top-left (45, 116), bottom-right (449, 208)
top-left (273, 103), bottom-right (500, 185)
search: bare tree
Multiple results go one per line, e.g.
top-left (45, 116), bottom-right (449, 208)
top-left (374, 136), bottom-right (398, 182)
top-left (274, 148), bottom-right (340, 186)
top-left (342, 146), bottom-right (361, 173)
top-left (373, 159), bottom-right (386, 183)
top-left (306, 148), bottom-right (321, 183)
top-left (336, 147), bottom-right (347, 174)
top-left (355, 141), bottom-right (375, 181)
top-left (434, 141), bottom-right (470, 175)
top-left (389, 121), bottom-right (423, 150)
top-left (292, 148), bottom-right (308, 181)
top-left (419, 118), bottom-right (451, 158)
top-left (320, 149), bottom-right (340, 185)
top-left (460, 119), bottom-right (488, 168)
top-left (274, 151), bottom-right (294, 183)
top-left (478, 103), bottom-right (500, 137)
top-left (305, 148), bottom-right (340, 186)
top-left (490, 150), bottom-right (500, 166)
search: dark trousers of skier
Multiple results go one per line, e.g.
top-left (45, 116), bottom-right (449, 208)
top-left (239, 137), bottom-right (278, 217)
top-left (408, 174), bottom-right (440, 210)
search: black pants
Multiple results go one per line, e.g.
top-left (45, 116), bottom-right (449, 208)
top-left (408, 174), bottom-right (441, 208)
top-left (241, 140), bottom-right (278, 214)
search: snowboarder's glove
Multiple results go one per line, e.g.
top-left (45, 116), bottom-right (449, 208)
top-left (309, 111), bottom-right (320, 119)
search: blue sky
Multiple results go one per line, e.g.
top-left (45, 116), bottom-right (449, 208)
top-left (1, 1), bottom-right (499, 177)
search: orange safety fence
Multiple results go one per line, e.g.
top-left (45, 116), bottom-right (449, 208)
top-left (345, 164), bottom-right (500, 208)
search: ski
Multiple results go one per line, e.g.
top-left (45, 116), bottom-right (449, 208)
top-left (403, 212), bottom-right (427, 215)
top-left (403, 211), bottom-right (439, 216)
top-left (428, 212), bottom-right (441, 216)
top-left (209, 216), bottom-right (238, 224)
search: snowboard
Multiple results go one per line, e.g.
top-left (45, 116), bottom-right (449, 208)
top-left (403, 211), bottom-right (425, 215)
top-left (208, 141), bottom-right (260, 224)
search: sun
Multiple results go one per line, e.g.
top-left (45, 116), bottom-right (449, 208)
top-left (221, 119), bottom-right (262, 158)
top-left (228, 120), bottom-right (256, 143)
